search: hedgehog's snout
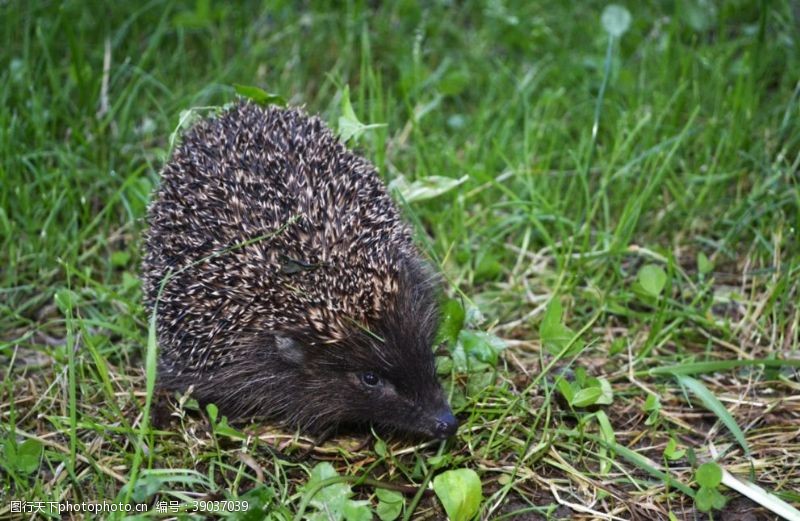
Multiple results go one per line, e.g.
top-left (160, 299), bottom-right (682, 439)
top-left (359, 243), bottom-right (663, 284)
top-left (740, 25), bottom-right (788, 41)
top-left (431, 408), bottom-right (458, 438)
top-left (412, 391), bottom-right (458, 439)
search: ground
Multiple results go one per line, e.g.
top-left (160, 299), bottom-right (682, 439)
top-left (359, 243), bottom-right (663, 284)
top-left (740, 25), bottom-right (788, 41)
top-left (1, 1), bottom-right (799, 520)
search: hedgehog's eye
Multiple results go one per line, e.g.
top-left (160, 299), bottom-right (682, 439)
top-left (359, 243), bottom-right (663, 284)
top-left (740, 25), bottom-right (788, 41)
top-left (360, 372), bottom-right (381, 387)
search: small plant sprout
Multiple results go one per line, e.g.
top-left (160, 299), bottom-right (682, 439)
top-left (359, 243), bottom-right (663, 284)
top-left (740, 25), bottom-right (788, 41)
top-left (694, 462), bottom-right (727, 513)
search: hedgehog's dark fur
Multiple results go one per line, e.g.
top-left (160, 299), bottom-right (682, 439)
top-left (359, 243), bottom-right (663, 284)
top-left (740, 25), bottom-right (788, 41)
top-left (142, 101), bottom-right (457, 439)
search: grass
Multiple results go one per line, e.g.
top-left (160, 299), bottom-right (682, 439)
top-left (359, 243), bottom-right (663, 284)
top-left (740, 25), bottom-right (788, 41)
top-left (1, 0), bottom-right (799, 519)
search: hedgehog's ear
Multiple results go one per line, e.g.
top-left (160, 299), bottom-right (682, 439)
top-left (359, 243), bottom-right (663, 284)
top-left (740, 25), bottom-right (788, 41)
top-left (274, 334), bottom-right (305, 365)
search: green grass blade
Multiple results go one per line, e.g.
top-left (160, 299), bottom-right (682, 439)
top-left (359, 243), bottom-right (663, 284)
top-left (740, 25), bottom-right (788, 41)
top-left (121, 301), bottom-right (159, 504)
top-left (676, 376), bottom-right (751, 458)
top-left (722, 469), bottom-right (800, 521)
top-left (646, 359), bottom-right (800, 376)
top-left (586, 433), bottom-right (694, 497)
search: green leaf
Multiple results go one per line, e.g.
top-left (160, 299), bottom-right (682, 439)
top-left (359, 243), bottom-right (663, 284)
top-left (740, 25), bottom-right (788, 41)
top-left (643, 394), bottom-right (660, 413)
top-left (306, 463), bottom-right (351, 514)
top-left (427, 454), bottom-right (448, 468)
top-left (458, 330), bottom-right (506, 365)
top-left (233, 84), bottom-right (286, 107)
top-left (450, 341), bottom-right (469, 372)
top-left (541, 298), bottom-right (563, 331)
top-left (54, 289), bottom-right (78, 315)
top-left (435, 356), bottom-right (454, 375)
top-left (388, 174), bottom-right (468, 203)
top-left (695, 486), bottom-right (715, 512)
top-left (697, 252), bottom-right (713, 275)
top-left (663, 438), bottom-right (685, 461)
top-left (540, 299), bottom-right (584, 356)
top-left (374, 439), bottom-right (387, 458)
top-left (555, 377), bottom-right (576, 404)
top-left (643, 393), bottom-right (660, 423)
top-left (696, 462), bottom-right (722, 488)
top-left (601, 4), bottom-right (632, 38)
top-left (694, 483), bottom-right (726, 513)
top-left (214, 416), bottom-right (245, 439)
top-left (235, 485), bottom-right (277, 521)
top-left (301, 463), bottom-right (371, 521)
top-left (437, 299), bottom-right (466, 344)
top-left (376, 488), bottom-right (403, 521)
top-left (121, 271), bottom-right (140, 292)
top-left (637, 264), bottom-right (667, 297)
top-left (644, 404), bottom-right (659, 425)
top-left (571, 387), bottom-right (602, 408)
top-left (376, 501), bottom-right (400, 520)
top-left (131, 473), bottom-right (163, 502)
top-left (588, 377), bottom-right (614, 405)
top-left (206, 403), bottom-right (218, 423)
top-left (2, 438), bottom-right (17, 469)
top-left (677, 376), bottom-right (751, 457)
top-left (574, 367), bottom-right (587, 387)
top-left (710, 488), bottom-right (727, 510)
top-left (306, 461), bottom-right (339, 484)
top-left (169, 108), bottom-right (205, 151)
top-left (466, 369), bottom-right (494, 397)
top-left (339, 85), bottom-right (360, 141)
top-left (609, 338), bottom-right (625, 355)
top-left (338, 85), bottom-right (385, 143)
top-left (342, 500), bottom-right (372, 521)
top-left (686, 447), bottom-right (697, 467)
top-left (14, 439), bottom-right (43, 474)
top-left (432, 469), bottom-right (482, 521)
top-left (110, 250), bottom-right (130, 267)
top-left (376, 488), bottom-right (403, 504)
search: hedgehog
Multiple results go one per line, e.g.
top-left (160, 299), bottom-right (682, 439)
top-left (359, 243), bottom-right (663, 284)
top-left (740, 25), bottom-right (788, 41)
top-left (142, 101), bottom-right (458, 440)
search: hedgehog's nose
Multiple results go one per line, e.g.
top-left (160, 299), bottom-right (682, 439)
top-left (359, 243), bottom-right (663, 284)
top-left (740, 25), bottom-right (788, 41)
top-left (432, 409), bottom-right (459, 438)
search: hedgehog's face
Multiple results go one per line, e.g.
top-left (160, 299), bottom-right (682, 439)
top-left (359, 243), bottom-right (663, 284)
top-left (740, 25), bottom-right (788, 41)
top-left (347, 370), bottom-right (458, 439)
top-left (339, 346), bottom-right (458, 439)
top-left (273, 258), bottom-right (458, 439)
top-left (276, 331), bottom-right (458, 440)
